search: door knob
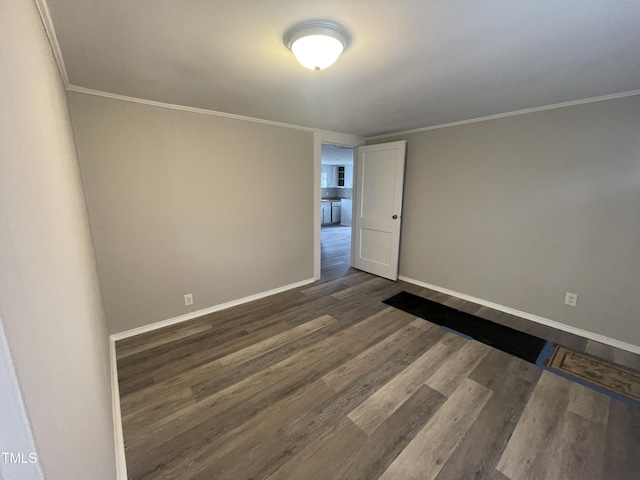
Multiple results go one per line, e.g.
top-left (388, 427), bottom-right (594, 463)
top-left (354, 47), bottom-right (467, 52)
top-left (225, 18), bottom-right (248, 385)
top-left (392, 215), bottom-right (398, 219)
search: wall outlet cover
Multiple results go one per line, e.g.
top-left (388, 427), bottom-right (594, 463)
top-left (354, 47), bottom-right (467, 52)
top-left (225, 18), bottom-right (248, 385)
top-left (564, 292), bottom-right (578, 307)
top-left (184, 294), bottom-right (193, 306)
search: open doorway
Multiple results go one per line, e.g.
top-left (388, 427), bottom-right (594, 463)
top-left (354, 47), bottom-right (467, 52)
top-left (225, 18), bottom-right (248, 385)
top-left (320, 143), bottom-right (355, 278)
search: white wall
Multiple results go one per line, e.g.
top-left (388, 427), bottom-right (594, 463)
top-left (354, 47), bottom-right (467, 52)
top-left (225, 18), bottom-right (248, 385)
top-left (370, 95), bottom-right (640, 349)
top-left (0, 1), bottom-right (116, 479)
top-left (68, 92), bottom-right (315, 333)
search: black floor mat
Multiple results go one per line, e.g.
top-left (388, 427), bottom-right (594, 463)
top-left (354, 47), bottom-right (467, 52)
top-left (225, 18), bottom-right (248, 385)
top-left (383, 291), bottom-right (547, 363)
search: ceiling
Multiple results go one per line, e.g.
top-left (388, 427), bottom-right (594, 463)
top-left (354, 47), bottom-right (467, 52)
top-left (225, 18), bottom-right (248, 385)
top-left (46, 0), bottom-right (640, 137)
top-left (322, 144), bottom-right (354, 165)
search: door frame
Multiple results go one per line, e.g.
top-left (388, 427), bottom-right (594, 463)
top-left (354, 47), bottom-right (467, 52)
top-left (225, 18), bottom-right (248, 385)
top-left (313, 132), bottom-right (365, 280)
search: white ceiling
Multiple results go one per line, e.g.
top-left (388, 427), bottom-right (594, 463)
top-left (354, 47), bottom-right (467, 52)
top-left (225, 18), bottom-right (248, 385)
top-left (46, 0), bottom-right (640, 137)
top-left (322, 144), bottom-right (354, 165)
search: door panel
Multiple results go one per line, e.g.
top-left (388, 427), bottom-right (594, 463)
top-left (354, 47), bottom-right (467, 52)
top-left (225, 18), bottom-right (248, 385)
top-left (360, 228), bottom-right (392, 263)
top-left (353, 141), bottom-right (406, 280)
top-left (361, 151), bottom-right (397, 218)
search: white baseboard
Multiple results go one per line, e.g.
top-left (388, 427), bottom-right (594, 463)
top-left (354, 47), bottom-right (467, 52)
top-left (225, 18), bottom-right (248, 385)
top-left (107, 277), bottom-right (315, 477)
top-left (398, 275), bottom-right (640, 355)
top-left (109, 338), bottom-right (128, 479)
top-left (111, 278), bottom-right (315, 341)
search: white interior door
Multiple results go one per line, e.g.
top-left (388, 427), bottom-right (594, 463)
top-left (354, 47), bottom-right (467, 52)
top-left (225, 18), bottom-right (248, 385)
top-left (353, 141), bottom-right (406, 280)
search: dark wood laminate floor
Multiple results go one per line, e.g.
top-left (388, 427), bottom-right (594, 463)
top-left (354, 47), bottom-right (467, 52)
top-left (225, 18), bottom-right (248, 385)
top-left (116, 228), bottom-right (640, 480)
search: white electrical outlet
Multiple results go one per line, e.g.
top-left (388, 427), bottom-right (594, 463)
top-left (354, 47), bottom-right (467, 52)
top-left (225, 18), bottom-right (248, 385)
top-left (564, 292), bottom-right (577, 307)
top-left (184, 294), bottom-right (193, 306)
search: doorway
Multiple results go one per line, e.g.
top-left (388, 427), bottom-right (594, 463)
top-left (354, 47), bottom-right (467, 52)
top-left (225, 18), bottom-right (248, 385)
top-left (320, 143), bottom-right (355, 277)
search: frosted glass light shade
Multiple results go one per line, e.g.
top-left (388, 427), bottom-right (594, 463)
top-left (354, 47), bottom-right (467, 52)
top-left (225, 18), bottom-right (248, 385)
top-left (284, 21), bottom-right (351, 71)
top-left (291, 35), bottom-right (344, 70)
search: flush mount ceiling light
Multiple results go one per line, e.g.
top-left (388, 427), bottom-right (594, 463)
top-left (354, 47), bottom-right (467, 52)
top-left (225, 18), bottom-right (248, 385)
top-left (284, 21), bottom-right (351, 71)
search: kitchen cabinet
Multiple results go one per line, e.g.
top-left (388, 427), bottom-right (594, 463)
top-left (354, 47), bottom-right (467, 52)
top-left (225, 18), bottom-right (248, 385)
top-left (321, 165), bottom-right (337, 188)
top-left (344, 164), bottom-right (353, 188)
top-left (321, 200), bottom-right (344, 225)
top-left (340, 198), bottom-right (352, 226)
top-left (322, 164), bottom-right (354, 188)
top-left (321, 201), bottom-right (331, 225)
top-left (331, 201), bottom-right (341, 224)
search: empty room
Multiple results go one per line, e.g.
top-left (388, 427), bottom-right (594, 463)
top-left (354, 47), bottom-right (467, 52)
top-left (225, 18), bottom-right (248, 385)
top-left (2, 1), bottom-right (640, 479)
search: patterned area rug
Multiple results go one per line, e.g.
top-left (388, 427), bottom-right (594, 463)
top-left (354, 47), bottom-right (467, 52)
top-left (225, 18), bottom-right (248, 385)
top-left (545, 345), bottom-right (640, 404)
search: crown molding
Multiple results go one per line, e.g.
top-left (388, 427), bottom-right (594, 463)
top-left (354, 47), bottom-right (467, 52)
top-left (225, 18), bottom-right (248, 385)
top-left (367, 89), bottom-right (640, 140)
top-left (66, 85), bottom-right (363, 138)
top-left (28, 2), bottom-right (640, 140)
top-left (35, 0), bottom-right (69, 88)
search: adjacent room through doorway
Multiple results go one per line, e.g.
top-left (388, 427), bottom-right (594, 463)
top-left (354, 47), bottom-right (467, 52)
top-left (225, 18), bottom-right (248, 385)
top-left (320, 143), bottom-right (355, 277)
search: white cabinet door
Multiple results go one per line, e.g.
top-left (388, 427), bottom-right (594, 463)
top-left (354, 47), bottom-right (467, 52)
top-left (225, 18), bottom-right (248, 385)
top-left (321, 166), bottom-right (339, 187)
top-left (344, 164), bottom-right (354, 188)
top-left (321, 201), bottom-right (331, 225)
top-left (331, 201), bottom-right (341, 224)
top-left (353, 141), bottom-right (406, 280)
top-left (340, 199), bottom-right (352, 226)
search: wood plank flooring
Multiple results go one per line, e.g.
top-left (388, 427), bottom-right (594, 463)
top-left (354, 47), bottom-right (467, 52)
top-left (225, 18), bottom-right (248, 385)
top-left (320, 224), bottom-right (351, 276)
top-left (116, 227), bottom-right (640, 479)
